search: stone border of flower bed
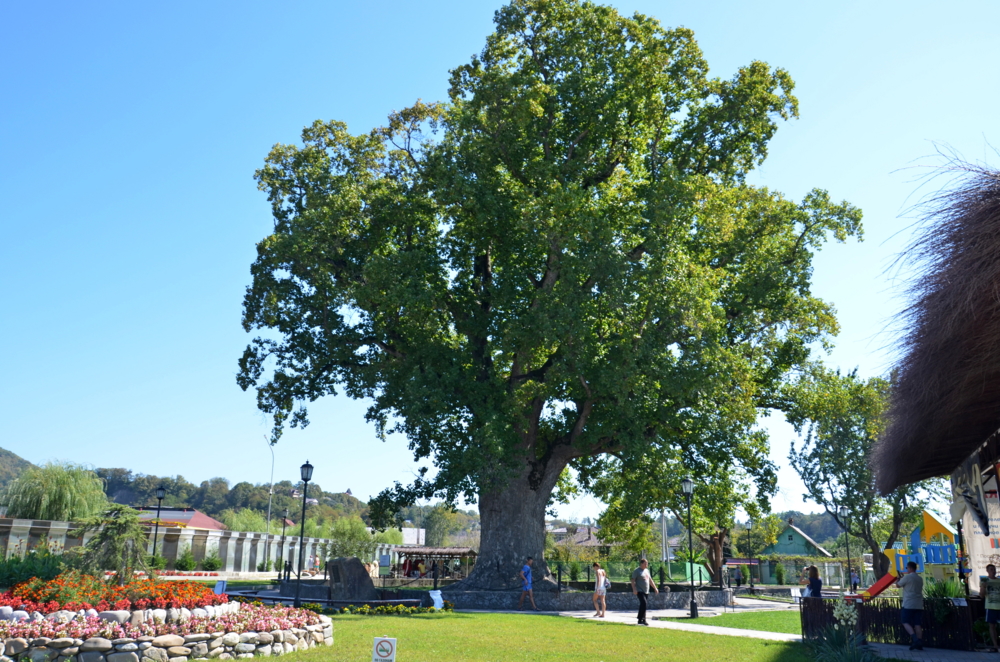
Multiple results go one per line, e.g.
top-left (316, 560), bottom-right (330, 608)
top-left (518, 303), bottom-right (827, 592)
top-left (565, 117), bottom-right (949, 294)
top-left (0, 618), bottom-right (333, 662)
top-left (0, 603), bottom-right (333, 662)
top-left (0, 603), bottom-right (242, 628)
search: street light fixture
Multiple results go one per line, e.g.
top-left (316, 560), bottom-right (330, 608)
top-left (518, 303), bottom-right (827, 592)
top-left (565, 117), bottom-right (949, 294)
top-left (747, 519), bottom-right (754, 590)
top-left (681, 475), bottom-right (697, 618)
top-left (151, 486), bottom-right (166, 561)
top-left (294, 460), bottom-right (314, 608)
top-left (839, 506), bottom-right (852, 592)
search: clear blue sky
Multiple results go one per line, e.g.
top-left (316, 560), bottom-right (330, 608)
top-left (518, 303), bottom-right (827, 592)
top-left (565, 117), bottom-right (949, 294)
top-left (2, 0), bottom-right (997, 519)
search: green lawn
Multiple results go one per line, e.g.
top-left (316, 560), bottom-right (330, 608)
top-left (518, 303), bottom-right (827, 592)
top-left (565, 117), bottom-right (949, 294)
top-left (289, 612), bottom-right (810, 662)
top-left (663, 610), bottom-right (802, 635)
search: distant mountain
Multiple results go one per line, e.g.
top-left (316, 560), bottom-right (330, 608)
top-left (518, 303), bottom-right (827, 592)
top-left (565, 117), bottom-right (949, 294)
top-left (0, 448), bottom-right (34, 490)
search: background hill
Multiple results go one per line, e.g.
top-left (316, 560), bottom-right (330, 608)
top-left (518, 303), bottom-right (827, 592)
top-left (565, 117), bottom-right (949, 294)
top-left (0, 447), bottom-right (34, 490)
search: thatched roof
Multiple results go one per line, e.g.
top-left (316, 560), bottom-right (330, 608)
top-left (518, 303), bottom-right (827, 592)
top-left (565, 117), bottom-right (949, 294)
top-left (873, 163), bottom-right (1000, 492)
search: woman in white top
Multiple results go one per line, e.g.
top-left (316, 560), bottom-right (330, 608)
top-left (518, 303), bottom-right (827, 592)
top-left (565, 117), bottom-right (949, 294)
top-left (592, 562), bottom-right (608, 617)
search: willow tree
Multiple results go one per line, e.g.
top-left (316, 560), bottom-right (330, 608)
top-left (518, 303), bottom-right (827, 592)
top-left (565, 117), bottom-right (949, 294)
top-left (2, 462), bottom-right (108, 522)
top-left (239, 0), bottom-right (861, 590)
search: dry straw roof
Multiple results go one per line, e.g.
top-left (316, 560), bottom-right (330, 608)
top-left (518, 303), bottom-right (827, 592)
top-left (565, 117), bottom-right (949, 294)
top-left (874, 162), bottom-right (1000, 493)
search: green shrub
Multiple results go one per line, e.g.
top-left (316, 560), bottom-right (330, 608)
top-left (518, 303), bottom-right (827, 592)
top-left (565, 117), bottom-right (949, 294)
top-left (775, 563), bottom-right (786, 585)
top-left (257, 559), bottom-right (273, 572)
top-left (147, 555), bottom-right (167, 570)
top-left (809, 625), bottom-right (879, 662)
top-left (201, 552), bottom-right (222, 571)
top-left (0, 539), bottom-right (66, 587)
top-left (924, 578), bottom-right (964, 598)
top-left (174, 545), bottom-right (197, 571)
top-left (569, 561), bottom-right (580, 581)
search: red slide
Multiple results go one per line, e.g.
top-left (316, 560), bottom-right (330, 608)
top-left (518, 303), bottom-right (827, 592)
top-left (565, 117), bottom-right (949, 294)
top-left (859, 572), bottom-right (896, 600)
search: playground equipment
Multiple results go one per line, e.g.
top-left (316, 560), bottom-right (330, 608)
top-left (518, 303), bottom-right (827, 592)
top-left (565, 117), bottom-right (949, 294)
top-left (855, 510), bottom-right (963, 600)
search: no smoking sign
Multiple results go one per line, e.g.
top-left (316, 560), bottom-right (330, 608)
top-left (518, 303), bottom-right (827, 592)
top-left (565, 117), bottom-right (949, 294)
top-left (372, 637), bottom-right (397, 662)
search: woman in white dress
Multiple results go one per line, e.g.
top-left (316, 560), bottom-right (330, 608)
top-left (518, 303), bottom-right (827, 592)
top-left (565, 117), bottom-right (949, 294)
top-left (592, 562), bottom-right (608, 617)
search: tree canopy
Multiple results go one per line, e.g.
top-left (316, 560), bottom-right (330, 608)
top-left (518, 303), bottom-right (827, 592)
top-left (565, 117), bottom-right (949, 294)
top-left (238, 0), bottom-right (861, 588)
top-left (785, 368), bottom-right (943, 578)
top-left (2, 462), bottom-right (108, 522)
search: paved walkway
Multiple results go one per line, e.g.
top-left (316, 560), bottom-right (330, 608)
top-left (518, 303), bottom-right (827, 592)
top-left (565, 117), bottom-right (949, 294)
top-left (868, 644), bottom-right (993, 661)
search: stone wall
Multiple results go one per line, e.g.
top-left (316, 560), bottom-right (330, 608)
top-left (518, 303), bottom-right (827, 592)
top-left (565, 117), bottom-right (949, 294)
top-left (0, 618), bottom-right (333, 662)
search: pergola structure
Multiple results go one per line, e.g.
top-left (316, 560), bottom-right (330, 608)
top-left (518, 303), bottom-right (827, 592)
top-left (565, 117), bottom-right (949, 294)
top-left (394, 546), bottom-right (477, 579)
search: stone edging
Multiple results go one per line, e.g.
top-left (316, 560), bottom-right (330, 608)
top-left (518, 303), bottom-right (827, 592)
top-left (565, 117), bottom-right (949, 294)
top-left (0, 616), bottom-right (332, 662)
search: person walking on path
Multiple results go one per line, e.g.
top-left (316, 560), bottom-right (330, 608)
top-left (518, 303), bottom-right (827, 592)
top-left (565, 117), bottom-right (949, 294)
top-left (518, 557), bottom-right (540, 611)
top-left (896, 561), bottom-right (925, 650)
top-left (806, 566), bottom-right (822, 597)
top-left (734, 566), bottom-right (743, 588)
top-left (592, 562), bottom-right (608, 618)
top-left (630, 558), bottom-right (659, 625)
top-left (981, 564), bottom-right (1000, 651)
top-left (850, 568), bottom-right (860, 592)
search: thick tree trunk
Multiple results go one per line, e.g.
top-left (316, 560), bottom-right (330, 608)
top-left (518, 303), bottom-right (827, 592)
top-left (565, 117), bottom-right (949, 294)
top-left (451, 459), bottom-right (565, 591)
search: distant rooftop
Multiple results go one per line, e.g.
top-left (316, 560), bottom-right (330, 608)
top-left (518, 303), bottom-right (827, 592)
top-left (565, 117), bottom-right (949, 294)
top-left (136, 507), bottom-right (226, 531)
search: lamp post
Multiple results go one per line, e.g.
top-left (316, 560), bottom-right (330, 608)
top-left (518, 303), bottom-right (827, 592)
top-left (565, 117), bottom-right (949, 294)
top-left (264, 437), bottom-right (276, 570)
top-left (294, 460), bottom-right (314, 608)
top-left (151, 486), bottom-right (166, 559)
top-left (681, 475), bottom-right (697, 618)
top-left (747, 519), bottom-right (754, 590)
top-left (839, 506), bottom-right (852, 592)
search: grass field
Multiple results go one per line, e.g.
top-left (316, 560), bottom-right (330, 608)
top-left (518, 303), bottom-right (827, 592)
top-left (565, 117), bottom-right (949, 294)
top-left (663, 610), bottom-right (802, 635)
top-left (290, 612), bottom-right (810, 662)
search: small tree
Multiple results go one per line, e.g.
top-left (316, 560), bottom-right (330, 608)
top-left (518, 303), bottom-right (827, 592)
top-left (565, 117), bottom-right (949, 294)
top-left (2, 462), bottom-right (108, 521)
top-left (73, 506), bottom-right (150, 585)
top-left (785, 367), bottom-right (944, 579)
top-left (775, 562), bottom-right (786, 586)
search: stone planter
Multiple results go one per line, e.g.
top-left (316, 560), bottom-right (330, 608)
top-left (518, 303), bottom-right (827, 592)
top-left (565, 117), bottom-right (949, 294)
top-left (0, 617), bottom-right (332, 662)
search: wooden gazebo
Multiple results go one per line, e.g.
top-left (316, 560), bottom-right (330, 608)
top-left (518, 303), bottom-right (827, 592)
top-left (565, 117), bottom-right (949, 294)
top-left (393, 546), bottom-right (477, 579)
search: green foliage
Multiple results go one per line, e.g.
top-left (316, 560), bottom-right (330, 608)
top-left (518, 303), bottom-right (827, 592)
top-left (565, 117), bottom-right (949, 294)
top-left (569, 561), bottom-right (580, 581)
top-left (201, 551), bottom-right (223, 571)
top-left (785, 368), bottom-right (943, 578)
top-left (174, 544), bottom-right (197, 571)
top-left (808, 625), bottom-right (879, 662)
top-left (425, 505), bottom-right (460, 547)
top-left (237, 0), bottom-right (862, 567)
top-left (925, 579), bottom-right (965, 599)
top-left (219, 508), bottom-right (270, 533)
top-left (1, 462), bottom-right (108, 522)
top-left (147, 555), bottom-right (167, 570)
top-left (72, 506), bottom-right (150, 584)
top-left (775, 563), bottom-right (786, 586)
top-left (0, 538), bottom-right (66, 587)
top-left (257, 559), bottom-right (273, 572)
top-left (338, 603), bottom-right (452, 616)
top-left (322, 517), bottom-right (394, 560)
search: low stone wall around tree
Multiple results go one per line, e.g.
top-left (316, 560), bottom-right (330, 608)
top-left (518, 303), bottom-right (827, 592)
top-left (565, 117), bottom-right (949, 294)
top-left (0, 617), bottom-right (334, 662)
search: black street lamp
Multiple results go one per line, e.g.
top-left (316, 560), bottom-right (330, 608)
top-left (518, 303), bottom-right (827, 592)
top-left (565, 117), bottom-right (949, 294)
top-left (747, 519), bottom-right (754, 590)
top-left (151, 486), bottom-right (166, 560)
top-left (294, 460), bottom-right (314, 608)
top-left (840, 506), bottom-right (852, 592)
top-left (682, 475), bottom-right (698, 618)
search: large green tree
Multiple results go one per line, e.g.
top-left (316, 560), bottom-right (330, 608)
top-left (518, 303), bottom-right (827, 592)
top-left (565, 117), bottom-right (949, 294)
top-left (785, 368), bottom-right (942, 579)
top-left (238, 0), bottom-right (861, 590)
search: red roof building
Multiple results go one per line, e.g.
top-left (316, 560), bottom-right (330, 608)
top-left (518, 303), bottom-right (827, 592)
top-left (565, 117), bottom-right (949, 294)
top-left (136, 507), bottom-right (226, 531)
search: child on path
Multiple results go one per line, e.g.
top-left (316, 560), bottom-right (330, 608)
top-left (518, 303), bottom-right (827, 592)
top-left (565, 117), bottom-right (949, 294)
top-left (518, 557), bottom-right (540, 611)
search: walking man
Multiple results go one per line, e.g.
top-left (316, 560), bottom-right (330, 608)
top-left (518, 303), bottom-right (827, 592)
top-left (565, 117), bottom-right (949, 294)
top-left (981, 564), bottom-right (1000, 652)
top-left (518, 556), bottom-right (539, 611)
top-left (630, 558), bottom-right (659, 625)
top-left (896, 561), bottom-right (924, 650)
top-left (850, 568), bottom-right (860, 592)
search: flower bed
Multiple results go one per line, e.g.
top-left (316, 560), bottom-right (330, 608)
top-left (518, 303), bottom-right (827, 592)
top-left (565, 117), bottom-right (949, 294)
top-left (0, 604), bottom-right (332, 661)
top-left (4, 571), bottom-right (226, 613)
